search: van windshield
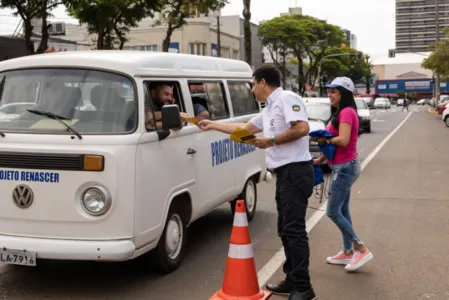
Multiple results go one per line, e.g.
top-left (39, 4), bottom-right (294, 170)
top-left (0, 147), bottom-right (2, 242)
top-left (0, 68), bottom-right (137, 134)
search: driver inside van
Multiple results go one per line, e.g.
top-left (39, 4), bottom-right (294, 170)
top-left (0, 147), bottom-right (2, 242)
top-left (146, 82), bottom-right (209, 129)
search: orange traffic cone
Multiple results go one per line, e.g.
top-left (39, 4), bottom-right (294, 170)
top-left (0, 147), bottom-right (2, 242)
top-left (209, 200), bottom-right (272, 300)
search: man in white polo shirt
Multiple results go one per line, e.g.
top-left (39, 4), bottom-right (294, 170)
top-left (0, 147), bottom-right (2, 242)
top-left (198, 65), bottom-right (316, 300)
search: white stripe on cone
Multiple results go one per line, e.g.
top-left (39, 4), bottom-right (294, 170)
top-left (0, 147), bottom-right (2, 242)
top-left (228, 243), bottom-right (254, 259)
top-left (233, 212), bottom-right (248, 227)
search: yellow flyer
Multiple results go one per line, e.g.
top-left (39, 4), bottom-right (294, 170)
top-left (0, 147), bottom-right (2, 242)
top-left (230, 127), bottom-right (256, 144)
top-left (185, 117), bottom-right (198, 125)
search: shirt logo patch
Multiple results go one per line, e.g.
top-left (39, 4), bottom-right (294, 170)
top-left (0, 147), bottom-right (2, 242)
top-left (292, 105), bottom-right (301, 112)
top-left (270, 119), bottom-right (275, 126)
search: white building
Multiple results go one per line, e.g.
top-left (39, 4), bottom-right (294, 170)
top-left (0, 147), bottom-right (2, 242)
top-left (371, 51), bottom-right (433, 80)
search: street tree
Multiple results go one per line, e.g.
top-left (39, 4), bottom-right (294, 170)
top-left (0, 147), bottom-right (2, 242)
top-left (64, 0), bottom-right (161, 50)
top-left (0, 0), bottom-right (62, 54)
top-left (257, 15), bottom-right (308, 91)
top-left (257, 14), bottom-right (347, 94)
top-left (154, 0), bottom-right (228, 52)
top-left (258, 17), bottom-right (295, 88)
top-left (422, 29), bottom-right (449, 82)
top-left (319, 45), bottom-right (372, 93)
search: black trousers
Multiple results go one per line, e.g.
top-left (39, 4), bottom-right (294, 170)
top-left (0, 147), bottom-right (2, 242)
top-left (274, 161), bottom-right (314, 292)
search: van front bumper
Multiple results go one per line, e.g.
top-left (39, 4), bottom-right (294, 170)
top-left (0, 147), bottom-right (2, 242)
top-left (0, 234), bottom-right (135, 261)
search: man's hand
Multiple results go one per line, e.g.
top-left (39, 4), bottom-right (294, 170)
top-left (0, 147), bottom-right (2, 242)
top-left (317, 137), bottom-right (328, 145)
top-left (313, 154), bottom-right (325, 165)
top-left (198, 119), bottom-right (215, 131)
top-left (180, 112), bottom-right (190, 119)
top-left (250, 137), bottom-right (273, 149)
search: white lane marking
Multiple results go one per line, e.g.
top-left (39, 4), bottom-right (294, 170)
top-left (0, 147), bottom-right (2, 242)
top-left (256, 111), bottom-right (415, 288)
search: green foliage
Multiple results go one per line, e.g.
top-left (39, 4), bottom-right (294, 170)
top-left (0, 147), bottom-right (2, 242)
top-left (321, 44), bottom-right (372, 84)
top-left (155, 0), bottom-right (228, 52)
top-left (397, 91), bottom-right (406, 98)
top-left (0, 0), bottom-right (62, 54)
top-left (257, 14), bottom-right (371, 93)
top-left (422, 31), bottom-right (449, 82)
top-left (64, 0), bottom-right (161, 49)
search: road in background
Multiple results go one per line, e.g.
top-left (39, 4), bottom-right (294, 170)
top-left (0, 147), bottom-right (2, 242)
top-left (269, 105), bottom-right (449, 299)
top-left (0, 107), bottom-right (426, 299)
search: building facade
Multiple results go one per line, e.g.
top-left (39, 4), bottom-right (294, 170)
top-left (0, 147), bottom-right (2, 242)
top-left (396, 0), bottom-right (449, 53)
top-left (343, 29), bottom-right (357, 49)
top-left (219, 15), bottom-right (263, 70)
top-left (371, 52), bottom-right (433, 80)
top-left (375, 78), bottom-right (449, 96)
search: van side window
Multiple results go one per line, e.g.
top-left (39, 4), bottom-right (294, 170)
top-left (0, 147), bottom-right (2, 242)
top-left (227, 81), bottom-right (259, 116)
top-left (188, 81), bottom-right (229, 120)
top-left (143, 81), bottom-right (185, 131)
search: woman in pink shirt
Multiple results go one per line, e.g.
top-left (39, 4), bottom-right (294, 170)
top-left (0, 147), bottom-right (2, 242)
top-left (313, 77), bottom-right (373, 272)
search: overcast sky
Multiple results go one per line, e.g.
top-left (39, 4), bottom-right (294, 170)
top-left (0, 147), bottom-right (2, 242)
top-left (0, 0), bottom-right (395, 58)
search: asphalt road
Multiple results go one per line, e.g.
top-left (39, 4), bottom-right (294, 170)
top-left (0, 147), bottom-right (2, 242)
top-left (0, 105), bottom-right (439, 300)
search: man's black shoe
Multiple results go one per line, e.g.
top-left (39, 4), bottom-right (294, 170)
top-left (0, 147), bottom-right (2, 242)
top-left (288, 288), bottom-right (317, 300)
top-left (266, 280), bottom-right (293, 295)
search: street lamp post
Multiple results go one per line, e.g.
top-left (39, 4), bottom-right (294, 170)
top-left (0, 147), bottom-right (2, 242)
top-left (317, 52), bottom-right (361, 96)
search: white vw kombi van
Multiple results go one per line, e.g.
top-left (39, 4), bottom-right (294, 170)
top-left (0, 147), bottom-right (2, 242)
top-left (0, 51), bottom-right (269, 273)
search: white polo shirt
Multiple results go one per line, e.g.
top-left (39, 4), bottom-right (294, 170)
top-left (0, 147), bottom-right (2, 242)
top-left (249, 87), bottom-right (312, 169)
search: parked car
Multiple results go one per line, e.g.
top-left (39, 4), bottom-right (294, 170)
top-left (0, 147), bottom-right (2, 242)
top-left (304, 98), bottom-right (332, 172)
top-left (396, 99), bottom-right (404, 106)
top-left (374, 97), bottom-right (391, 109)
top-left (442, 104), bottom-right (448, 127)
top-left (436, 98), bottom-right (449, 114)
top-left (355, 98), bottom-right (371, 133)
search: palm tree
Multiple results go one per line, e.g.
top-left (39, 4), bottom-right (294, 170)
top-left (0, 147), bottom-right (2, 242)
top-left (242, 0), bottom-right (251, 66)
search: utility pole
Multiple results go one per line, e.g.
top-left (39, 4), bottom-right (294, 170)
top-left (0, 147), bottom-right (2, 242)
top-left (435, 0), bottom-right (441, 107)
top-left (216, 15), bottom-right (221, 57)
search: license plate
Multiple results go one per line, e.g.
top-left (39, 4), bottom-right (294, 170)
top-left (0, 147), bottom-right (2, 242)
top-left (0, 248), bottom-right (37, 266)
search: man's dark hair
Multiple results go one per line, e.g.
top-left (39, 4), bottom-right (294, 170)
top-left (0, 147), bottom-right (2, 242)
top-left (253, 65), bottom-right (281, 88)
top-left (149, 82), bottom-right (172, 91)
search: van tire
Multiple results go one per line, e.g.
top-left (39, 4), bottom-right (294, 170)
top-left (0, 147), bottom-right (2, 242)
top-left (230, 177), bottom-right (257, 222)
top-left (153, 205), bottom-right (187, 274)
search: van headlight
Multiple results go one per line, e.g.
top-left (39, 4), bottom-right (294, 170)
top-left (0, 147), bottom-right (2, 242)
top-left (81, 186), bottom-right (112, 216)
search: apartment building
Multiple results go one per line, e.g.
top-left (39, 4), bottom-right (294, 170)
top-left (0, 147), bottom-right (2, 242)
top-left (396, 0), bottom-right (449, 53)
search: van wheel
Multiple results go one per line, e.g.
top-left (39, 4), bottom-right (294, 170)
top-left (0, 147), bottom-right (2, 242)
top-left (153, 206), bottom-right (187, 274)
top-left (230, 177), bottom-right (257, 222)
top-left (445, 116), bottom-right (449, 127)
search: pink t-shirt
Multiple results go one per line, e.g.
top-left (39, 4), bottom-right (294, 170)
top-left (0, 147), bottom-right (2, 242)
top-left (325, 107), bottom-right (359, 165)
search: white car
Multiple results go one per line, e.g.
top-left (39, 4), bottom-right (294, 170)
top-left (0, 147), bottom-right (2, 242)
top-left (442, 103), bottom-right (449, 127)
top-left (355, 98), bottom-right (371, 132)
top-left (304, 98), bottom-right (332, 171)
top-left (374, 97), bottom-right (391, 109)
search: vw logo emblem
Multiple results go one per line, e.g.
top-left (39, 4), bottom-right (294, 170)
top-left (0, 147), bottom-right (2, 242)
top-left (12, 184), bottom-right (34, 209)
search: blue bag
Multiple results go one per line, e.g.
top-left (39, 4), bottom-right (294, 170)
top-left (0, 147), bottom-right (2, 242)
top-left (313, 164), bottom-right (324, 186)
top-left (309, 129), bottom-right (337, 161)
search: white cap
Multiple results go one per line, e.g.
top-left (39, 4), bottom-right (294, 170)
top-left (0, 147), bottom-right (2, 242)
top-left (324, 77), bottom-right (355, 93)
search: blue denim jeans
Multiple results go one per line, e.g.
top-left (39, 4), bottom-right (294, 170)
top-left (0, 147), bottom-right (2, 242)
top-left (327, 157), bottom-right (363, 251)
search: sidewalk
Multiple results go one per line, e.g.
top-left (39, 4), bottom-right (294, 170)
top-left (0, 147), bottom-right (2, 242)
top-left (268, 111), bottom-right (449, 300)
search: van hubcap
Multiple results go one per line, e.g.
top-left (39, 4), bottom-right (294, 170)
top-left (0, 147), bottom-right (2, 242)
top-left (245, 181), bottom-right (255, 213)
top-left (165, 214), bottom-right (183, 260)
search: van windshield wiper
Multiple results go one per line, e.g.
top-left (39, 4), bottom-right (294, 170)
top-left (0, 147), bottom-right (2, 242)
top-left (27, 109), bottom-right (82, 140)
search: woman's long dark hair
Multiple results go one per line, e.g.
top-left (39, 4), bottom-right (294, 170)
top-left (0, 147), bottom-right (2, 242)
top-left (330, 86), bottom-right (358, 130)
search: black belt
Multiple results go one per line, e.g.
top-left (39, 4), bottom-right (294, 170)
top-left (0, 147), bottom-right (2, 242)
top-left (268, 160), bottom-right (313, 174)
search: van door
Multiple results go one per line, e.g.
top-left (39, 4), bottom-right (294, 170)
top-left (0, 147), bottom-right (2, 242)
top-left (226, 80), bottom-right (263, 189)
top-left (184, 80), bottom-right (236, 212)
top-left (134, 80), bottom-right (198, 248)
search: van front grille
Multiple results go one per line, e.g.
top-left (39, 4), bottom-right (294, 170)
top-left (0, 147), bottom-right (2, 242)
top-left (0, 152), bottom-right (84, 171)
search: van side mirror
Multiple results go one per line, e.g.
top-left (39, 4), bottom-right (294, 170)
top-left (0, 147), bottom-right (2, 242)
top-left (161, 104), bottom-right (182, 130)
